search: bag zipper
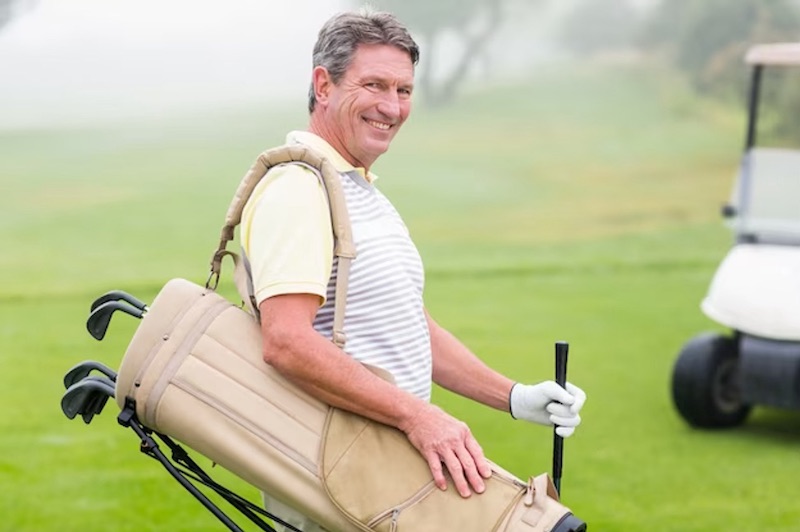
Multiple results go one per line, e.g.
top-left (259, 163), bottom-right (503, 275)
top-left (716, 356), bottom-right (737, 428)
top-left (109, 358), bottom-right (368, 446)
top-left (365, 481), bottom-right (436, 530)
top-left (364, 468), bottom-right (526, 530)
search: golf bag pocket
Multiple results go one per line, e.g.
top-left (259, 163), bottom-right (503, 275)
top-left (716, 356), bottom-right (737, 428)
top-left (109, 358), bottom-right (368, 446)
top-left (322, 407), bottom-right (578, 532)
top-left (114, 277), bottom-right (581, 532)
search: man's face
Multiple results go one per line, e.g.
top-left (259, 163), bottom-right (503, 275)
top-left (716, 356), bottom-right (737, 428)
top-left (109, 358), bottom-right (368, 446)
top-left (314, 43), bottom-right (414, 169)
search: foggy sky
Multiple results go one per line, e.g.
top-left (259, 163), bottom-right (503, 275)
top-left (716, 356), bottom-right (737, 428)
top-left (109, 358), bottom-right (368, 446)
top-left (0, 0), bottom-right (569, 130)
top-left (0, 0), bottom-right (348, 129)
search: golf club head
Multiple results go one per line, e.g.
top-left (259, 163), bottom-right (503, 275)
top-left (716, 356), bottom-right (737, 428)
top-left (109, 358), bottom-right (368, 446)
top-left (63, 360), bottom-right (118, 388)
top-left (61, 375), bottom-right (116, 424)
top-left (90, 290), bottom-right (148, 313)
top-left (86, 300), bottom-right (144, 341)
top-left (81, 393), bottom-right (110, 424)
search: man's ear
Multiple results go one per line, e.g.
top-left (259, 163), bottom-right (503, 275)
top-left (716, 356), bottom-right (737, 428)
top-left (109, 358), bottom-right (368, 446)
top-left (312, 66), bottom-right (333, 107)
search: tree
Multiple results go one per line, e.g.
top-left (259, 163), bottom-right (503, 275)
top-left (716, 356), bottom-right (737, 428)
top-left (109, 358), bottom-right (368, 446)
top-left (1, 0), bottom-right (15, 32)
top-left (557, 0), bottom-right (641, 56)
top-left (1, 0), bottom-right (24, 33)
top-left (0, 0), bottom-right (37, 35)
top-left (640, 0), bottom-right (800, 96)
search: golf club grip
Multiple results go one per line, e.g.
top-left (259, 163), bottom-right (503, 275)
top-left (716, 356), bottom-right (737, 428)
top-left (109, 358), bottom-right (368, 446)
top-left (555, 341), bottom-right (569, 388)
top-left (553, 341), bottom-right (569, 495)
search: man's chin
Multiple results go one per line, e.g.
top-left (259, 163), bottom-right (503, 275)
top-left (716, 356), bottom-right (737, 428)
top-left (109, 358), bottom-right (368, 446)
top-left (361, 139), bottom-right (392, 160)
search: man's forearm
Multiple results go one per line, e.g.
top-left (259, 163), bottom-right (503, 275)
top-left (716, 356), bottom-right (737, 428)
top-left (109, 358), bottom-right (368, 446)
top-left (263, 322), bottom-right (426, 431)
top-left (427, 311), bottom-right (515, 412)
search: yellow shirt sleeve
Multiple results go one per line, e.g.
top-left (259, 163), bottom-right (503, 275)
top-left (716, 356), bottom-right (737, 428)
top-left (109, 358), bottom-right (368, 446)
top-left (240, 164), bottom-right (333, 306)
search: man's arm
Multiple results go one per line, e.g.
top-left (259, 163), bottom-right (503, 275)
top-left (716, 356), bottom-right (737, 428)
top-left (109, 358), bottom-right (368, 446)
top-left (427, 310), bottom-right (586, 436)
top-left (426, 310), bottom-right (515, 411)
top-left (259, 294), bottom-right (492, 497)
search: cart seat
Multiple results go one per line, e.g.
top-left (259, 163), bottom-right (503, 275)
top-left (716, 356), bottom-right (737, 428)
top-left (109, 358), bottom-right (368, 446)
top-left (727, 148), bottom-right (800, 245)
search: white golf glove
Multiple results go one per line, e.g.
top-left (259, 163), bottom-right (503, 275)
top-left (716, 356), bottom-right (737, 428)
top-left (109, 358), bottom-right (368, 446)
top-left (509, 381), bottom-right (586, 437)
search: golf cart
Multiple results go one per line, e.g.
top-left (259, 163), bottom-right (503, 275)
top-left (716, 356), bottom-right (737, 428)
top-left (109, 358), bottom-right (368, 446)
top-left (671, 43), bottom-right (800, 428)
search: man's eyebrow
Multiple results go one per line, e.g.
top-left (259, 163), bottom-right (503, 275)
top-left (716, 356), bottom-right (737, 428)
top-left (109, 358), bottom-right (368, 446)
top-left (361, 72), bottom-right (414, 84)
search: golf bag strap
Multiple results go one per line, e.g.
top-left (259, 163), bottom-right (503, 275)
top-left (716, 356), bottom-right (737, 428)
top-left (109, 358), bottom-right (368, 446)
top-left (208, 144), bottom-right (355, 349)
top-left (209, 250), bottom-right (255, 318)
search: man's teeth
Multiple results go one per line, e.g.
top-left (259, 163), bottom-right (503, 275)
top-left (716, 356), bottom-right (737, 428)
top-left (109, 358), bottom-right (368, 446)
top-left (366, 119), bottom-right (391, 130)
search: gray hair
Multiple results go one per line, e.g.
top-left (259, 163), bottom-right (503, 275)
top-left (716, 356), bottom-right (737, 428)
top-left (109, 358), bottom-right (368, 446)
top-left (308, 9), bottom-right (420, 113)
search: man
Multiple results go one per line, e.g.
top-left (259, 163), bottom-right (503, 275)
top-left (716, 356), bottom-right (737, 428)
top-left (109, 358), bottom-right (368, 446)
top-left (240, 9), bottom-right (587, 531)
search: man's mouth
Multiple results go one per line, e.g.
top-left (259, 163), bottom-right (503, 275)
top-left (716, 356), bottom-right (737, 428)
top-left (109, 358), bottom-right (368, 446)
top-left (364, 118), bottom-right (392, 130)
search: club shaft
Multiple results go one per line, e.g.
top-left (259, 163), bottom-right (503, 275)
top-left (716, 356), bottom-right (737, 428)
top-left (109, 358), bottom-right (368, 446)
top-left (553, 341), bottom-right (569, 495)
top-left (91, 290), bottom-right (148, 312)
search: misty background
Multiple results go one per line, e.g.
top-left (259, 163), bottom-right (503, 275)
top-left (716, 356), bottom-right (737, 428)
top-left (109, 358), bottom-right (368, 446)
top-left (0, 0), bottom-right (553, 129)
top-left (2, 0), bottom-right (800, 133)
top-left (0, 0), bottom-right (349, 128)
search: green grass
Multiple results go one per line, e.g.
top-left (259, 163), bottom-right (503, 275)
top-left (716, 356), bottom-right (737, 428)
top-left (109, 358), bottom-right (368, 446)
top-left (2, 64), bottom-right (798, 531)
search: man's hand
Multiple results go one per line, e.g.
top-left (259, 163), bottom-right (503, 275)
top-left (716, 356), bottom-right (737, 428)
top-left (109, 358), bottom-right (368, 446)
top-left (400, 404), bottom-right (492, 498)
top-left (509, 381), bottom-right (587, 437)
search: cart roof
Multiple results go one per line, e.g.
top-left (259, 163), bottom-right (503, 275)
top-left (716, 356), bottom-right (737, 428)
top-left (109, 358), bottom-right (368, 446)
top-left (745, 43), bottom-right (800, 66)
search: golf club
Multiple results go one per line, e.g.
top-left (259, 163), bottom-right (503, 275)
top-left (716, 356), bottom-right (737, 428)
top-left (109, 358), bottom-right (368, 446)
top-left (63, 359), bottom-right (118, 388)
top-left (86, 300), bottom-right (145, 341)
top-left (61, 375), bottom-right (116, 424)
top-left (553, 341), bottom-right (569, 496)
top-left (90, 289), bottom-right (148, 313)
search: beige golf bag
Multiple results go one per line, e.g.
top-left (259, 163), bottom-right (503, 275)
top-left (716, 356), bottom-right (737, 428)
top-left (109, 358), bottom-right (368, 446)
top-left (113, 145), bottom-right (587, 532)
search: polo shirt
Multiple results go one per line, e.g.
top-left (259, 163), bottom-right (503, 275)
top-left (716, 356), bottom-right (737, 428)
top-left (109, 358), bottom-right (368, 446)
top-left (240, 131), bottom-right (432, 401)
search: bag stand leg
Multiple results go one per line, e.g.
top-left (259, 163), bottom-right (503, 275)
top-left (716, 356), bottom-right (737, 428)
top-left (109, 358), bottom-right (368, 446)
top-left (118, 401), bottom-right (302, 532)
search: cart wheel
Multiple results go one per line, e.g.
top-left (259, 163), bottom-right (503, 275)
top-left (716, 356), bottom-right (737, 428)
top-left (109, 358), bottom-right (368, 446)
top-left (671, 332), bottom-right (751, 428)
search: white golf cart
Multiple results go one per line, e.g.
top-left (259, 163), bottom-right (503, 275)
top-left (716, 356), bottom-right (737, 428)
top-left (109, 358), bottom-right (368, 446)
top-left (671, 43), bottom-right (800, 428)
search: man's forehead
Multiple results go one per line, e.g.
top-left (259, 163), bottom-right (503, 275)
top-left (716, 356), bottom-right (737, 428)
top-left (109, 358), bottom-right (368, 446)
top-left (349, 43), bottom-right (415, 77)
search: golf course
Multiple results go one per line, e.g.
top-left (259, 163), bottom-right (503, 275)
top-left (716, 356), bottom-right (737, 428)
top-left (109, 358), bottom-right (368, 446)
top-left (2, 63), bottom-right (799, 531)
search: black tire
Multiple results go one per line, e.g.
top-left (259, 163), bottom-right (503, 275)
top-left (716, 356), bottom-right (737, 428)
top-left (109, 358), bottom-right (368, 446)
top-left (671, 332), bottom-right (751, 428)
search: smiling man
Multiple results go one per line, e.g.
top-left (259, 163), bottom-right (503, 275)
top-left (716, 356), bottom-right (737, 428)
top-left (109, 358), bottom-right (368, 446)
top-left (240, 9), bottom-right (587, 532)
top-left (309, 42), bottom-right (412, 169)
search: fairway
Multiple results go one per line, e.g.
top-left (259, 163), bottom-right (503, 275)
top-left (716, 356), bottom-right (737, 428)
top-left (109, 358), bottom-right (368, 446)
top-left (2, 65), bottom-right (799, 531)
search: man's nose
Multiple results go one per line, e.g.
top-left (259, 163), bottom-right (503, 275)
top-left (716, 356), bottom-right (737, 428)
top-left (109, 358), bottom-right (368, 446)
top-left (376, 91), bottom-right (401, 119)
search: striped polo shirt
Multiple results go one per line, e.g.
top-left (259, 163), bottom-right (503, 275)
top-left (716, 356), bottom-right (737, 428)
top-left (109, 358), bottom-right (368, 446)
top-left (240, 131), bottom-right (432, 401)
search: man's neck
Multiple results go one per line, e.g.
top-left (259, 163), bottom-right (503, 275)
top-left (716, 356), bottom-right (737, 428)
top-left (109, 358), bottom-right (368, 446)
top-left (308, 115), bottom-right (371, 173)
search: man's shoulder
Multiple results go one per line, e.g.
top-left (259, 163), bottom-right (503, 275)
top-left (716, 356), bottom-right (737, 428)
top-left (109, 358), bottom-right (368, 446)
top-left (241, 142), bottom-right (331, 223)
top-left (259, 158), bottom-right (324, 191)
top-left (243, 158), bottom-right (327, 217)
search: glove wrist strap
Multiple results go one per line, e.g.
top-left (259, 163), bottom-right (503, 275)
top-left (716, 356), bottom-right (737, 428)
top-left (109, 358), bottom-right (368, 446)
top-left (508, 382), bottom-right (519, 419)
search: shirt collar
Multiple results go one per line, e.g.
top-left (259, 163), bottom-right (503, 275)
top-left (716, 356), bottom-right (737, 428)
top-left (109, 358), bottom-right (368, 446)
top-left (286, 130), bottom-right (378, 183)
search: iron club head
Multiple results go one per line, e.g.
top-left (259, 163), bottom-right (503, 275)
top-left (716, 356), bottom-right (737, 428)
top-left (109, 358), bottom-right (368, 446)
top-left (86, 300), bottom-right (144, 341)
top-left (61, 375), bottom-right (116, 424)
top-left (63, 360), bottom-right (118, 388)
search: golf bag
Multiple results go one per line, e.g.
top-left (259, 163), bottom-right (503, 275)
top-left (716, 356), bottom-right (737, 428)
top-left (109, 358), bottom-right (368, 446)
top-left (111, 145), bottom-right (586, 531)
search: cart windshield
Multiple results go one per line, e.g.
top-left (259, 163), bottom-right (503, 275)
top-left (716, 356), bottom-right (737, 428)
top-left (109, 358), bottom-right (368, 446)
top-left (729, 65), bottom-right (800, 245)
